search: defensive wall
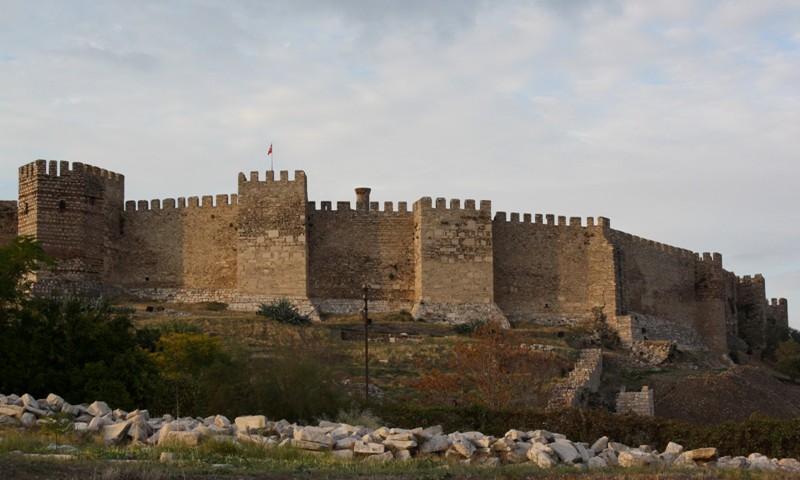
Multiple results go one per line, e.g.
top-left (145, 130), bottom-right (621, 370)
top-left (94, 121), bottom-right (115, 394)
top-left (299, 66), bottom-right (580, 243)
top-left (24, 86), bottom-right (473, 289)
top-left (1, 159), bottom-right (789, 353)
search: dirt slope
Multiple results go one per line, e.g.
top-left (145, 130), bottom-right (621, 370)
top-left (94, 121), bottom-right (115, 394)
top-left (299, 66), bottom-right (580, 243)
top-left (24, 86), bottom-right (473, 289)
top-left (651, 365), bottom-right (800, 424)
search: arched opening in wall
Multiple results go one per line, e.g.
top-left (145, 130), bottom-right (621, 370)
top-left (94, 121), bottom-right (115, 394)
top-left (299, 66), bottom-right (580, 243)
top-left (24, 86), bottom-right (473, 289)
top-left (23, 203), bottom-right (29, 214)
top-left (58, 200), bottom-right (66, 211)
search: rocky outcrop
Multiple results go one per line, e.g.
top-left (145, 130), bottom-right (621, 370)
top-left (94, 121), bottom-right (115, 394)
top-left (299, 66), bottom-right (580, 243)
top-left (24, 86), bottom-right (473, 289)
top-left (1, 391), bottom-right (799, 472)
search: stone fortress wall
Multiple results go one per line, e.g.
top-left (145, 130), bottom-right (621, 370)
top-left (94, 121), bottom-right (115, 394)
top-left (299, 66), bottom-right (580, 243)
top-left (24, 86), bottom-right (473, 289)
top-left (1, 159), bottom-right (789, 353)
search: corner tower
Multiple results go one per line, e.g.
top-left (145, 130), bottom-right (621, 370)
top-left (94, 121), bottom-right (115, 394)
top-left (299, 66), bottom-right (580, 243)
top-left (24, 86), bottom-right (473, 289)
top-left (17, 160), bottom-right (124, 293)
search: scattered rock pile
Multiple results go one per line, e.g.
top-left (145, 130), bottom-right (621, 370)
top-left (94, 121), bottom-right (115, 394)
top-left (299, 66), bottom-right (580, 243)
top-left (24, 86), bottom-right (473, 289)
top-left (2, 392), bottom-right (800, 472)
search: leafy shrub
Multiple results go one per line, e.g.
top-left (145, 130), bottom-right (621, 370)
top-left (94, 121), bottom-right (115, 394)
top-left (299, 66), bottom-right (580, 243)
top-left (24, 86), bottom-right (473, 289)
top-left (257, 298), bottom-right (311, 325)
top-left (452, 319), bottom-right (489, 335)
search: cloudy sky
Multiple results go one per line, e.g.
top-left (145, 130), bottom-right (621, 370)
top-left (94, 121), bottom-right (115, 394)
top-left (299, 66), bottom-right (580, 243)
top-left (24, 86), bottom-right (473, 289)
top-left (1, 1), bottom-right (798, 326)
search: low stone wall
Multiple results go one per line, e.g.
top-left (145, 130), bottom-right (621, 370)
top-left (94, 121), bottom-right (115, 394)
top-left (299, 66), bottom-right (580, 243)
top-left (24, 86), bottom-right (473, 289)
top-left (547, 349), bottom-right (603, 409)
top-left (617, 386), bottom-right (655, 416)
top-left (611, 313), bottom-right (706, 351)
top-left (2, 391), bottom-right (798, 472)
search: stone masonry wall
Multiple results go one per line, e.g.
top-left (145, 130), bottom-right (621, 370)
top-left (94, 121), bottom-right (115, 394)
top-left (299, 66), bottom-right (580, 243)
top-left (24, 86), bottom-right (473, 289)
top-left (6, 159), bottom-right (788, 352)
top-left (308, 200), bottom-right (416, 314)
top-left (493, 214), bottom-right (617, 323)
top-left (0, 200), bottom-right (17, 246)
top-left (609, 230), bottom-right (698, 328)
top-left (767, 298), bottom-right (789, 330)
top-left (412, 197), bottom-right (507, 325)
top-left (18, 160), bottom-right (124, 293)
top-left (547, 349), bottom-right (603, 409)
top-left (237, 171), bottom-right (309, 300)
top-left (737, 275), bottom-right (767, 350)
top-left (110, 195), bottom-right (238, 289)
top-left (616, 386), bottom-right (654, 416)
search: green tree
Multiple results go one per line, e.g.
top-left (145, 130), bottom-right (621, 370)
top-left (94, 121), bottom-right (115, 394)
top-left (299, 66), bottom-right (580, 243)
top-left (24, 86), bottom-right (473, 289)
top-left (775, 340), bottom-right (800, 381)
top-left (0, 236), bottom-right (50, 308)
top-left (0, 296), bottom-right (158, 409)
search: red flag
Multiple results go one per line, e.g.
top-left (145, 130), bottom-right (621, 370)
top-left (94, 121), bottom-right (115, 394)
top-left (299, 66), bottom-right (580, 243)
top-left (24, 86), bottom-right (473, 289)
top-left (267, 144), bottom-right (273, 156)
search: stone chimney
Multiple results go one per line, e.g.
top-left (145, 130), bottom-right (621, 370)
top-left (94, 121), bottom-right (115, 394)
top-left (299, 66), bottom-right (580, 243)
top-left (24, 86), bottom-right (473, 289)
top-left (355, 187), bottom-right (371, 212)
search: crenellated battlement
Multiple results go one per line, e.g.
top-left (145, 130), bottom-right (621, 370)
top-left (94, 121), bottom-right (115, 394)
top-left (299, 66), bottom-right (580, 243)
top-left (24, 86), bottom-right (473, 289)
top-left (19, 159), bottom-right (124, 183)
top-left (413, 196), bottom-right (491, 213)
top-left (124, 194), bottom-right (239, 212)
top-left (610, 230), bottom-right (696, 259)
top-left (696, 252), bottom-right (723, 266)
top-left (493, 211), bottom-right (611, 230)
top-left (310, 200), bottom-right (410, 214)
top-left (739, 274), bottom-right (765, 285)
top-left (237, 170), bottom-right (306, 185)
top-left (7, 158), bottom-right (788, 352)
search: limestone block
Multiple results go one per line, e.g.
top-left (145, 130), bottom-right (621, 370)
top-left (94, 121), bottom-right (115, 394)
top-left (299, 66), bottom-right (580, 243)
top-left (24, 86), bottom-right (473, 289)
top-left (334, 436), bottom-right (359, 450)
top-left (23, 406), bottom-right (48, 418)
top-left (234, 415), bottom-right (266, 432)
top-left (418, 434), bottom-right (450, 454)
top-left (779, 458), bottom-right (800, 471)
top-left (125, 409), bottom-right (150, 422)
top-left (422, 425), bottom-right (444, 436)
top-left (165, 430), bottom-right (200, 446)
top-left (290, 438), bottom-right (332, 451)
top-left (383, 438), bottom-right (417, 450)
top-left (331, 449), bottom-right (354, 459)
top-left (717, 456), bottom-right (749, 469)
top-left (550, 439), bottom-right (581, 463)
top-left (0, 415), bottom-right (21, 426)
top-left (127, 421), bottom-right (150, 443)
top-left (88, 415), bottom-right (111, 432)
top-left (491, 438), bottom-right (513, 452)
top-left (46, 394), bottom-right (64, 410)
top-left (590, 436), bottom-right (609, 454)
top-left (21, 412), bottom-right (37, 426)
top-left (452, 438), bottom-right (476, 458)
top-left (212, 415), bottom-right (231, 427)
top-left (395, 449), bottom-right (412, 461)
top-left (87, 401), bottom-right (112, 418)
top-left (206, 425), bottom-right (234, 436)
top-left (747, 453), bottom-right (777, 470)
top-left (608, 441), bottom-right (630, 452)
top-left (505, 429), bottom-right (527, 441)
top-left (600, 448), bottom-right (618, 467)
top-left (21, 394), bottom-right (39, 410)
top-left (618, 449), bottom-right (659, 468)
top-left (505, 442), bottom-right (532, 464)
top-left (294, 426), bottom-right (334, 447)
top-left (575, 442), bottom-right (594, 462)
top-left (353, 441), bottom-right (385, 455)
top-left (365, 451), bottom-right (394, 463)
top-left (588, 456), bottom-right (608, 469)
top-left (102, 422), bottom-right (131, 445)
top-left (683, 447), bottom-right (717, 462)
top-left (386, 432), bottom-right (415, 442)
top-left (0, 404), bottom-right (24, 419)
top-left (528, 448), bottom-right (558, 468)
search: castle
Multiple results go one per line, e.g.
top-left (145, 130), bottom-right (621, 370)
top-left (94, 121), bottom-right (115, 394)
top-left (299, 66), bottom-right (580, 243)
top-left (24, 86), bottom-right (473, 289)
top-left (0, 159), bottom-right (789, 354)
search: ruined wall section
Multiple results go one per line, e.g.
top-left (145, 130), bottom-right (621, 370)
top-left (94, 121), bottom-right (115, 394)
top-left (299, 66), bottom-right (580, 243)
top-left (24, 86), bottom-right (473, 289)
top-left (412, 197), bottom-right (507, 325)
top-left (0, 201), bottom-right (17, 246)
top-left (18, 160), bottom-right (124, 293)
top-left (237, 171), bottom-right (309, 300)
top-left (111, 195), bottom-right (238, 289)
top-left (307, 200), bottom-right (415, 313)
top-left (493, 213), bottom-right (616, 323)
